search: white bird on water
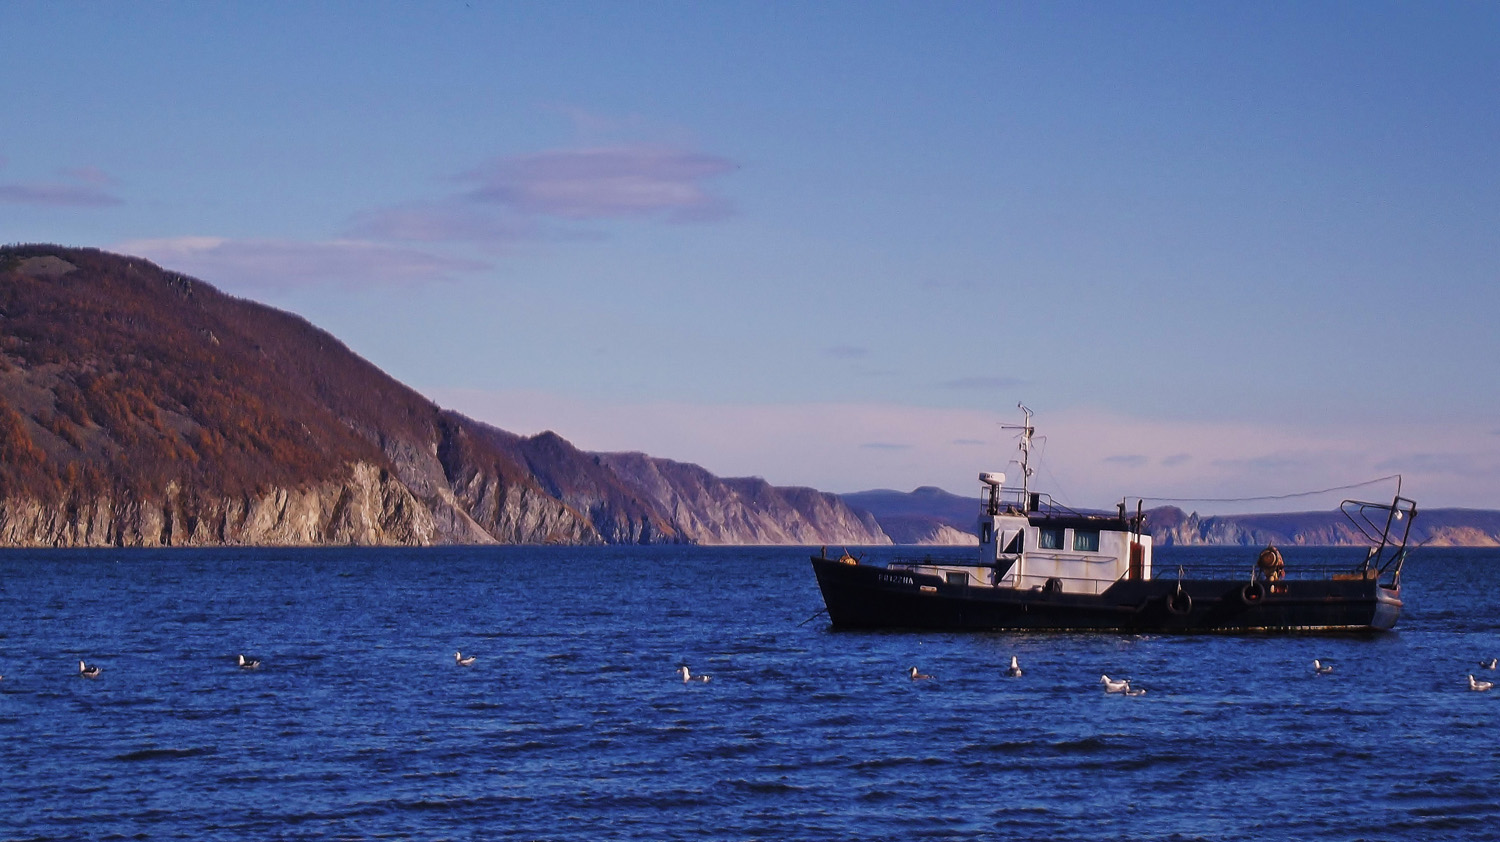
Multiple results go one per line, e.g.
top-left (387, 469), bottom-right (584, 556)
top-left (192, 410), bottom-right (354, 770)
top-left (1480, 658), bottom-right (1497, 670)
top-left (78, 660), bottom-right (101, 678)
top-left (678, 665), bottom-right (710, 683)
top-left (237, 654), bottom-right (261, 670)
top-left (455, 651), bottom-right (476, 666)
top-left (1313, 659), bottom-right (1334, 675)
top-left (1470, 674), bottom-right (1494, 692)
top-left (909, 666), bottom-right (933, 681)
top-left (1005, 656), bottom-right (1022, 678)
top-left (1100, 675), bottom-right (1130, 693)
top-left (1124, 684), bottom-right (1147, 696)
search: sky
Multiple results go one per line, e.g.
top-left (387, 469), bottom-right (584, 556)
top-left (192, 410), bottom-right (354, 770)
top-left (2, 2), bottom-right (1497, 514)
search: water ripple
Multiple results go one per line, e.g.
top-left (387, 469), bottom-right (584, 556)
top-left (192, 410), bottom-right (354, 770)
top-left (0, 546), bottom-right (1495, 841)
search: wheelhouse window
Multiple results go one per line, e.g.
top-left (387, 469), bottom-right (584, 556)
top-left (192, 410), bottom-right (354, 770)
top-left (1003, 531), bottom-right (1024, 553)
top-left (1073, 529), bottom-right (1100, 552)
top-left (1039, 527), bottom-right (1064, 550)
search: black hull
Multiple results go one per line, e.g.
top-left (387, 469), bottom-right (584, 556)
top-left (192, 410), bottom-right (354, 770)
top-left (811, 556), bottom-right (1402, 633)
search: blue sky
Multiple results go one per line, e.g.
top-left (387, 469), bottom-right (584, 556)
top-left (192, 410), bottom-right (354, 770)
top-left (3, 2), bottom-right (1497, 512)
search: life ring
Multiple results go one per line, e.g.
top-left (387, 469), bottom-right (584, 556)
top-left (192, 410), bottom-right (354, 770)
top-left (1167, 587), bottom-right (1192, 616)
top-left (1240, 582), bottom-right (1266, 605)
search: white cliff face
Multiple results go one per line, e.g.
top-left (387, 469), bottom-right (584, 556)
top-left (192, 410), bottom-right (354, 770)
top-left (0, 446), bottom-right (895, 548)
top-left (0, 462), bottom-right (441, 547)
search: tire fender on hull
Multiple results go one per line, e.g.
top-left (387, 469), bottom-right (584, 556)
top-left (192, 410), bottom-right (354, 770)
top-left (1240, 582), bottom-right (1267, 605)
top-left (1166, 587), bottom-right (1192, 615)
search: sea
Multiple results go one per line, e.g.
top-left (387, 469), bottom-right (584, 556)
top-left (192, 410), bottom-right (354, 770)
top-left (0, 544), bottom-right (1496, 842)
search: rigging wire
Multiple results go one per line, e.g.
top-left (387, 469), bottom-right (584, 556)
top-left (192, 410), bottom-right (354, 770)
top-left (1033, 435), bottom-right (1076, 507)
top-left (1133, 474), bottom-right (1402, 506)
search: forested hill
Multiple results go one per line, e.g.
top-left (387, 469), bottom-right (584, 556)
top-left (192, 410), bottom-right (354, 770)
top-left (0, 245), bottom-right (887, 547)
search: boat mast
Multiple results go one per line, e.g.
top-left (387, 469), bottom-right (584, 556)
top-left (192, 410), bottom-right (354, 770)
top-left (1002, 403), bottom-right (1036, 511)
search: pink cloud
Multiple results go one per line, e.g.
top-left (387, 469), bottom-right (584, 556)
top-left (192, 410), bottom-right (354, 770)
top-left (460, 145), bottom-right (737, 222)
top-left (59, 166), bottom-right (116, 186)
top-left (0, 181), bottom-right (122, 207)
top-left (346, 144), bottom-right (738, 245)
top-left (347, 200), bottom-right (539, 245)
top-left (0, 164), bottom-right (123, 206)
top-left (114, 237), bottom-right (488, 290)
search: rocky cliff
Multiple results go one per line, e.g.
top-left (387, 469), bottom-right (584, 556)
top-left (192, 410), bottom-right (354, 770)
top-left (599, 452), bottom-right (889, 545)
top-left (0, 245), bottom-right (888, 547)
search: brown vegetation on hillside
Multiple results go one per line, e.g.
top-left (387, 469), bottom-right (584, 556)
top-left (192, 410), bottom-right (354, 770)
top-left (0, 245), bottom-right (890, 547)
top-left (0, 246), bottom-right (386, 503)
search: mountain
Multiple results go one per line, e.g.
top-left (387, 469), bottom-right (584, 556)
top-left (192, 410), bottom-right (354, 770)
top-left (1148, 506), bottom-right (1500, 547)
top-left (845, 487), bottom-right (1500, 547)
top-left (602, 452), bottom-right (888, 546)
top-left (0, 245), bottom-right (888, 547)
top-left (840, 486), bottom-right (979, 544)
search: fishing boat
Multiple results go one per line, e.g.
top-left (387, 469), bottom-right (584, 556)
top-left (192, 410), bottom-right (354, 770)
top-left (811, 408), bottom-right (1416, 632)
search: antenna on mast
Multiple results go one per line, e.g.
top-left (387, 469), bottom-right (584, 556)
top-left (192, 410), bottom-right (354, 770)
top-left (1001, 403), bottom-right (1035, 507)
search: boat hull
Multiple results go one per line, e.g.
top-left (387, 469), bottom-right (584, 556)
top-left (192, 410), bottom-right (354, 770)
top-left (811, 556), bottom-right (1402, 633)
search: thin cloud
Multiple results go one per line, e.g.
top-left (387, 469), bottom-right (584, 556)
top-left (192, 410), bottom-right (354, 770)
top-left (460, 145), bottom-right (736, 222)
top-left (115, 237), bottom-right (488, 290)
top-left (348, 143), bottom-right (738, 245)
top-left (824, 344), bottom-right (868, 359)
top-left (940, 375), bottom-right (1025, 390)
top-left (347, 200), bottom-right (539, 246)
top-left (1161, 453), bottom-right (1192, 467)
top-left (0, 164), bottom-right (123, 206)
top-left (0, 181), bottom-right (122, 207)
top-left (58, 166), bottom-right (116, 186)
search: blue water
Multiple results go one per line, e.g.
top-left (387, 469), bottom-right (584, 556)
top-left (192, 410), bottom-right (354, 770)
top-left (1, 545), bottom-right (1496, 841)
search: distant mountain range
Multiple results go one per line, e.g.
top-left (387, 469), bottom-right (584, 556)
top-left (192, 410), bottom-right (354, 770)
top-left (4, 244), bottom-right (1495, 549)
top-left (0, 245), bottom-right (886, 547)
top-left (843, 486), bottom-right (1500, 547)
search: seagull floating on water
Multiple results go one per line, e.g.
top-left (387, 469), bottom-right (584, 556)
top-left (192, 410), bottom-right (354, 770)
top-left (1005, 656), bottom-right (1022, 678)
top-left (1480, 658), bottom-right (1497, 670)
top-left (78, 660), bottom-right (101, 679)
top-left (1313, 659), bottom-right (1334, 675)
top-left (1100, 675), bottom-right (1130, 693)
top-left (678, 665), bottom-right (710, 683)
top-left (1470, 674), bottom-right (1494, 692)
top-left (1124, 684), bottom-right (1147, 696)
top-left (909, 666), bottom-right (933, 681)
top-left (455, 651), bottom-right (476, 666)
top-left (237, 654), bottom-right (261, 670)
